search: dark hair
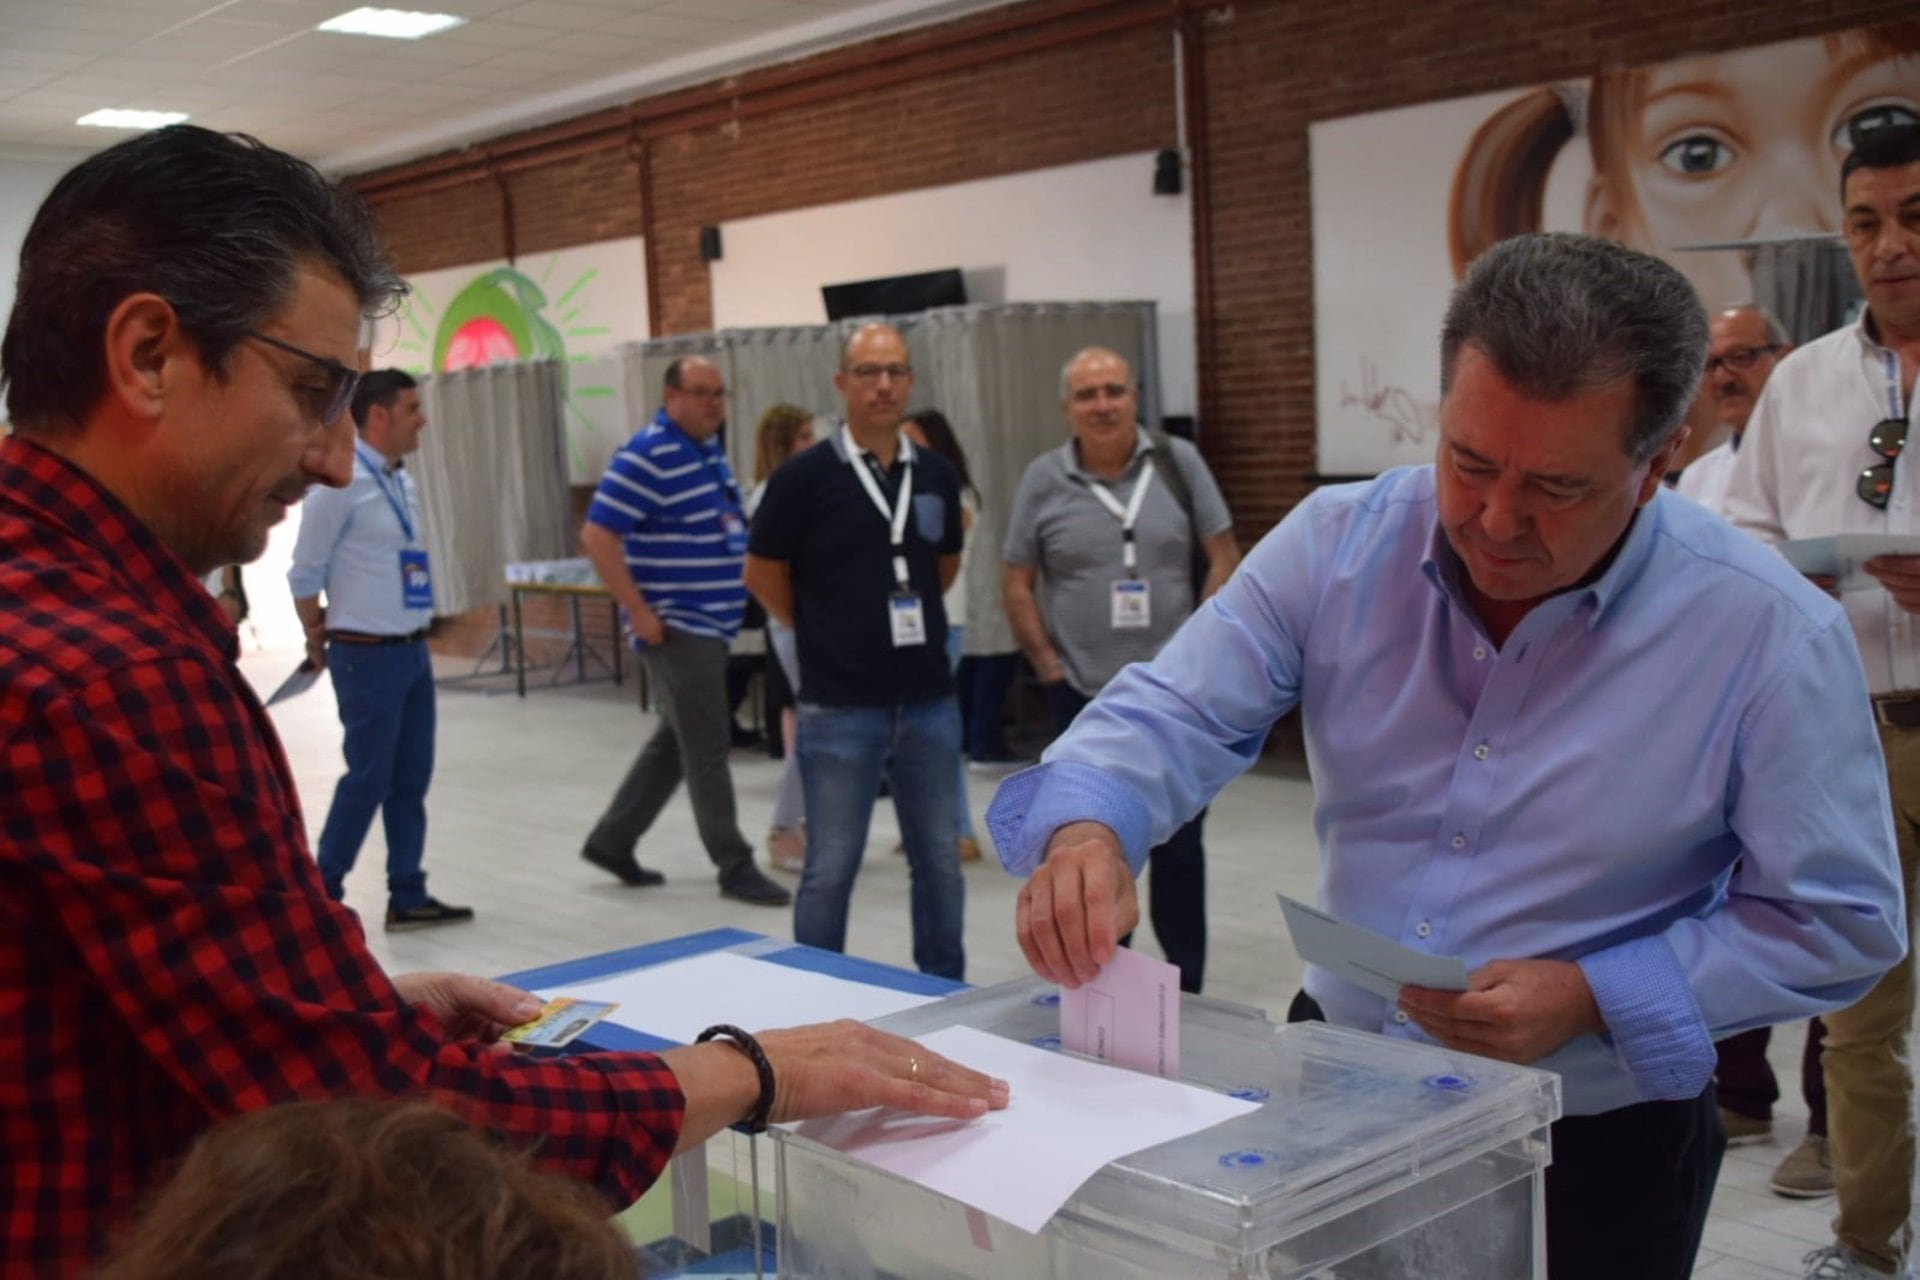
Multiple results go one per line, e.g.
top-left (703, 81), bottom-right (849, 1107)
top-left (1841, 122), bottom-right (1920, 202)
top-left (92, 1099), bottom-right (634, 1280)
top-left (1, 124), bottom-right (403, 433)
top-left (753, 402), bottom-right (814, 483)
top-left (904, 408), bottom-right (977, 501)
top-left (350, 368), bottom-right (418, 428)
top-left (1439, 232), bottom-right (1706, 463)
top-left (663, 355), bottom-right (718, 395)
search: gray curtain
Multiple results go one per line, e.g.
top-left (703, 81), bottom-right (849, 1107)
top-left (1749, 239), bottom-right (1864, 345)
top-left (616, 302), bottom-right (1159, 654)
top-left (413, 358), bottom-right (571, 615)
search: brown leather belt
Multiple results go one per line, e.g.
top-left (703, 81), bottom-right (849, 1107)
top-left (326, 629), bottom-right (427, 646)
top-left (1873, 693), bottom-right (1920, 730)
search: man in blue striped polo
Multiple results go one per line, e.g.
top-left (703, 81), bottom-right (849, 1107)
top-left (578, 356), bottom-right (790, 906)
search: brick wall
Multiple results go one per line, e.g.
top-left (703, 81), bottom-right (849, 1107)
top-left (354, 0), bottom-right (1913, 634)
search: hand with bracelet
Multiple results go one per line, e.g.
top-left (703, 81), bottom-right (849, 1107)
top-left (659, 1019), bottom-right (1009, 1151)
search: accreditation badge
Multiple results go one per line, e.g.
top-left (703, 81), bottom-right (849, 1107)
top-left (1111, 578), bottom-right (1151, 629)
top-left (399, 548), bottom-right (433, 609)
top-left (889, 592), bottom-right (927, 647)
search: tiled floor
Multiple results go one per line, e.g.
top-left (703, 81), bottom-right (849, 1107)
top-left (249, 645), bottom-right (1912, 1279)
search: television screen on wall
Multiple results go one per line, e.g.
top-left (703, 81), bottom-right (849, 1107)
top-left (821, 268), bottom-right (967, 321)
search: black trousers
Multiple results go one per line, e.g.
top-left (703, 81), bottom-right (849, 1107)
top-left (1288, 992), bottom-right (1724, 1279)
top-left (1047, 681), bottom-right (1206, 993)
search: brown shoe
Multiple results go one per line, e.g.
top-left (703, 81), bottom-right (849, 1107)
top-left (957, 836), bottom-right (982, 863)
top-left (1720, 1106), bottom-right (1772, 1146)
top-left (1770, 1133), bottom-right (1835, 1198)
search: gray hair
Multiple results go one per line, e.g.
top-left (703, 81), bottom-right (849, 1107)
top-left (1059, 346), bottom-right (1132, 401)
top-left (1439, 233), bottom-right (1708, 463)
top-left (1718, 303), bottom-right (1791, 347)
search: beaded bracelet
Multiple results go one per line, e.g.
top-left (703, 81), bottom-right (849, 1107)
top-left (695, 1023), bottom-right (776, 1134)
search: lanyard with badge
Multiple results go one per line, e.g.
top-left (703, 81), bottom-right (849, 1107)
top-left (842, 424), bottom-right (925, 647)
top-left (357, 444), bottom-right (433, 609)
top-left (1086, 459), bottom-right (1156, 629)
top-left (678, 423), bottom-right (749, 556)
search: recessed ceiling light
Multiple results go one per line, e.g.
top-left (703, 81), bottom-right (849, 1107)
top-left (317, 7), bottom-right (465, 39)
top-left (77, 108), bottom-right (190, 130)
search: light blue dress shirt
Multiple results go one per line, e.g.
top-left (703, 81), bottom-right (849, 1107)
top-left (288, 446), bottom-right (432, 637)
top-left (988, 465), bottom-right (1907, 1115)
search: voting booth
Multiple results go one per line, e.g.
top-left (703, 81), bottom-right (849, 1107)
top-left (773, 978), bottom-right (1561, 1279)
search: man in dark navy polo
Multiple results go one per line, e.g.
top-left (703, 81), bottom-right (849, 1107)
top-left (745, 323), bottom-right (968, 977)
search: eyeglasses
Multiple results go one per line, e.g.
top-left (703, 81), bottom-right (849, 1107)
top-left (1858, 416), bottom-right (1909, 510)
top-left (677, 384), bottom-right (727, 401)
top-left (846, 363), bottom-right (912, 384)
top-left (244, 330), bottom-right (360, 425)
top-left (1704, 344), bottom-right (1783, 376)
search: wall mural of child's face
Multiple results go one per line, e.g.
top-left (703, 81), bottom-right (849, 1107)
top-left (1588, 35), bottom-right (1919, 308)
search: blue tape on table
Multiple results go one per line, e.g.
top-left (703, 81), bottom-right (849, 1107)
top-left (496, 929), bottom-right (967, 1054)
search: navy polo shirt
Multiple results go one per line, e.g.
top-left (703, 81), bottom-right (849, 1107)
top-left (748, 430), bottom-right (963, 707)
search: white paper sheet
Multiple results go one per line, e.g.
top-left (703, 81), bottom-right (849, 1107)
top-left (789, 1024), bottom-right (1260, 1235)
top-left (538, 950), bottom-right (940, 1044)
top-left (1779, 534), bottom-right (1920, 592)
top-left (1279, 894), bottom-right (1468, 1000)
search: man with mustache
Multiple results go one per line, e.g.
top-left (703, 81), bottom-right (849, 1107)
top-left (1674, 305), bottom-right (1791, 513)
top-left (1723, 122), bottom-right (1920, 1280)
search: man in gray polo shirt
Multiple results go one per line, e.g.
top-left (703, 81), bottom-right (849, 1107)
top-left (1001, 346), bottom-right (1239, 992)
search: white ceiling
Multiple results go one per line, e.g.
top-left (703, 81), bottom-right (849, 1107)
top-left (0, 0), bottom-right (1015, 174)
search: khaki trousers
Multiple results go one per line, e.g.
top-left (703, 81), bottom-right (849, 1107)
top-left (1827, 720), bottom-right (1920, 1271)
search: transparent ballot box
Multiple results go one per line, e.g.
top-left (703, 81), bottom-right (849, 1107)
top-left (773, 979), bottom-right (1561, 1279)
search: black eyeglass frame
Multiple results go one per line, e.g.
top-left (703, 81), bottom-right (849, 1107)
top-left (1857, 416), bottom-right (1910, 510)
top-left (1703, 343), bottom-right (1784, 376)
top-left (243, 330), bottom-right (361, 426)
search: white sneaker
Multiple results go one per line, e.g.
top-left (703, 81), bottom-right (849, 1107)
top-left (1802, 1244), bottom-right (1897, 1279)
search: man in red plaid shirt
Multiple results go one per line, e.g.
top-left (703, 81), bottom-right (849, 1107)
top-left (0, 126), bottom-right (1005, 1278)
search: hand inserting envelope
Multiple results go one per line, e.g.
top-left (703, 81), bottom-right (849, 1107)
top-left (1277, 894), bottom-right (1469, 999)
top-left (1059, 944), bottom-right (1182, 1078)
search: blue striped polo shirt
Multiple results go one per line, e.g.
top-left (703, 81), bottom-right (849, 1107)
top-left (586, 411), bottom-right (747, 643)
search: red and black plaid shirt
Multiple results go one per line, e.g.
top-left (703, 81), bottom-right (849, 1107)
top-left (0, 437), bottom-right (684, 1277)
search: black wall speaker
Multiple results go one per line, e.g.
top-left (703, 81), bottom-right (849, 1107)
top-left (699, 225), bottom-right (723, 262)
top-left (1153, 148), bottom-right (1183, 196)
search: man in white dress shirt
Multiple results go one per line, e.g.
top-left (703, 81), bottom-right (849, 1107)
top-left (1722, 122), bottom-right (1920, 1280)
top-left (1675, 306), bottom-right (1790, 514)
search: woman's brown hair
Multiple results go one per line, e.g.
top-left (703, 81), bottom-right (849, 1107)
top-left (93, 1099), bottom-right (636, 1280)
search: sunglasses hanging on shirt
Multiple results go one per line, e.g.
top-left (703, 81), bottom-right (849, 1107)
top-left (1857, 349), bottom-right (1912, 512)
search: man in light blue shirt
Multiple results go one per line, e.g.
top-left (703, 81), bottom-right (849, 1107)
top-left (291, 369), bottom-right (471, 931)
top-left (989, 233), bottom-right (1907, 1280)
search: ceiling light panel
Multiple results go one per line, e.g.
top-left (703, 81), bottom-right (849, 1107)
top-left (317, 8), bottom-right (466, 40)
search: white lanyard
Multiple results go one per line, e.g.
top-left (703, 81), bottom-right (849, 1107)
top-left (1085, 458), bottom-right (1156, 575)
top-left (842, 424), bottom-right (915, 591)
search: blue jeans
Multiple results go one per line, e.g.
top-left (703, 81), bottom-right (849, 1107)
top-left (795, 698), bottom-right (965, 979)
top-left (316, 640), bottom-right (435, 910)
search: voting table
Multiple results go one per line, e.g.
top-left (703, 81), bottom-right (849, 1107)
top-left (500, 928), bottom-right (960, 1276)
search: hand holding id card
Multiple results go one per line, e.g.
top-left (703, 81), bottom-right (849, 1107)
top-left (502, 997), bottom-right (618, 1049)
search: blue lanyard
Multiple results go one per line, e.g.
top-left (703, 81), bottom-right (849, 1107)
top-left (662, 419), bottom-right (742, 516)
top-left (355, 444), bottom-right (414, 543)
top-left (1880, 348), bottom-right (1909, 422)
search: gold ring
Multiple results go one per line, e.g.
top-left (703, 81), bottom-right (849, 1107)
top-left (908, 1055), bottom-right (920, 1082)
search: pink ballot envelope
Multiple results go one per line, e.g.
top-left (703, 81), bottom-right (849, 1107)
top-left (1059, 945), bottom-right (1181, 1078)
